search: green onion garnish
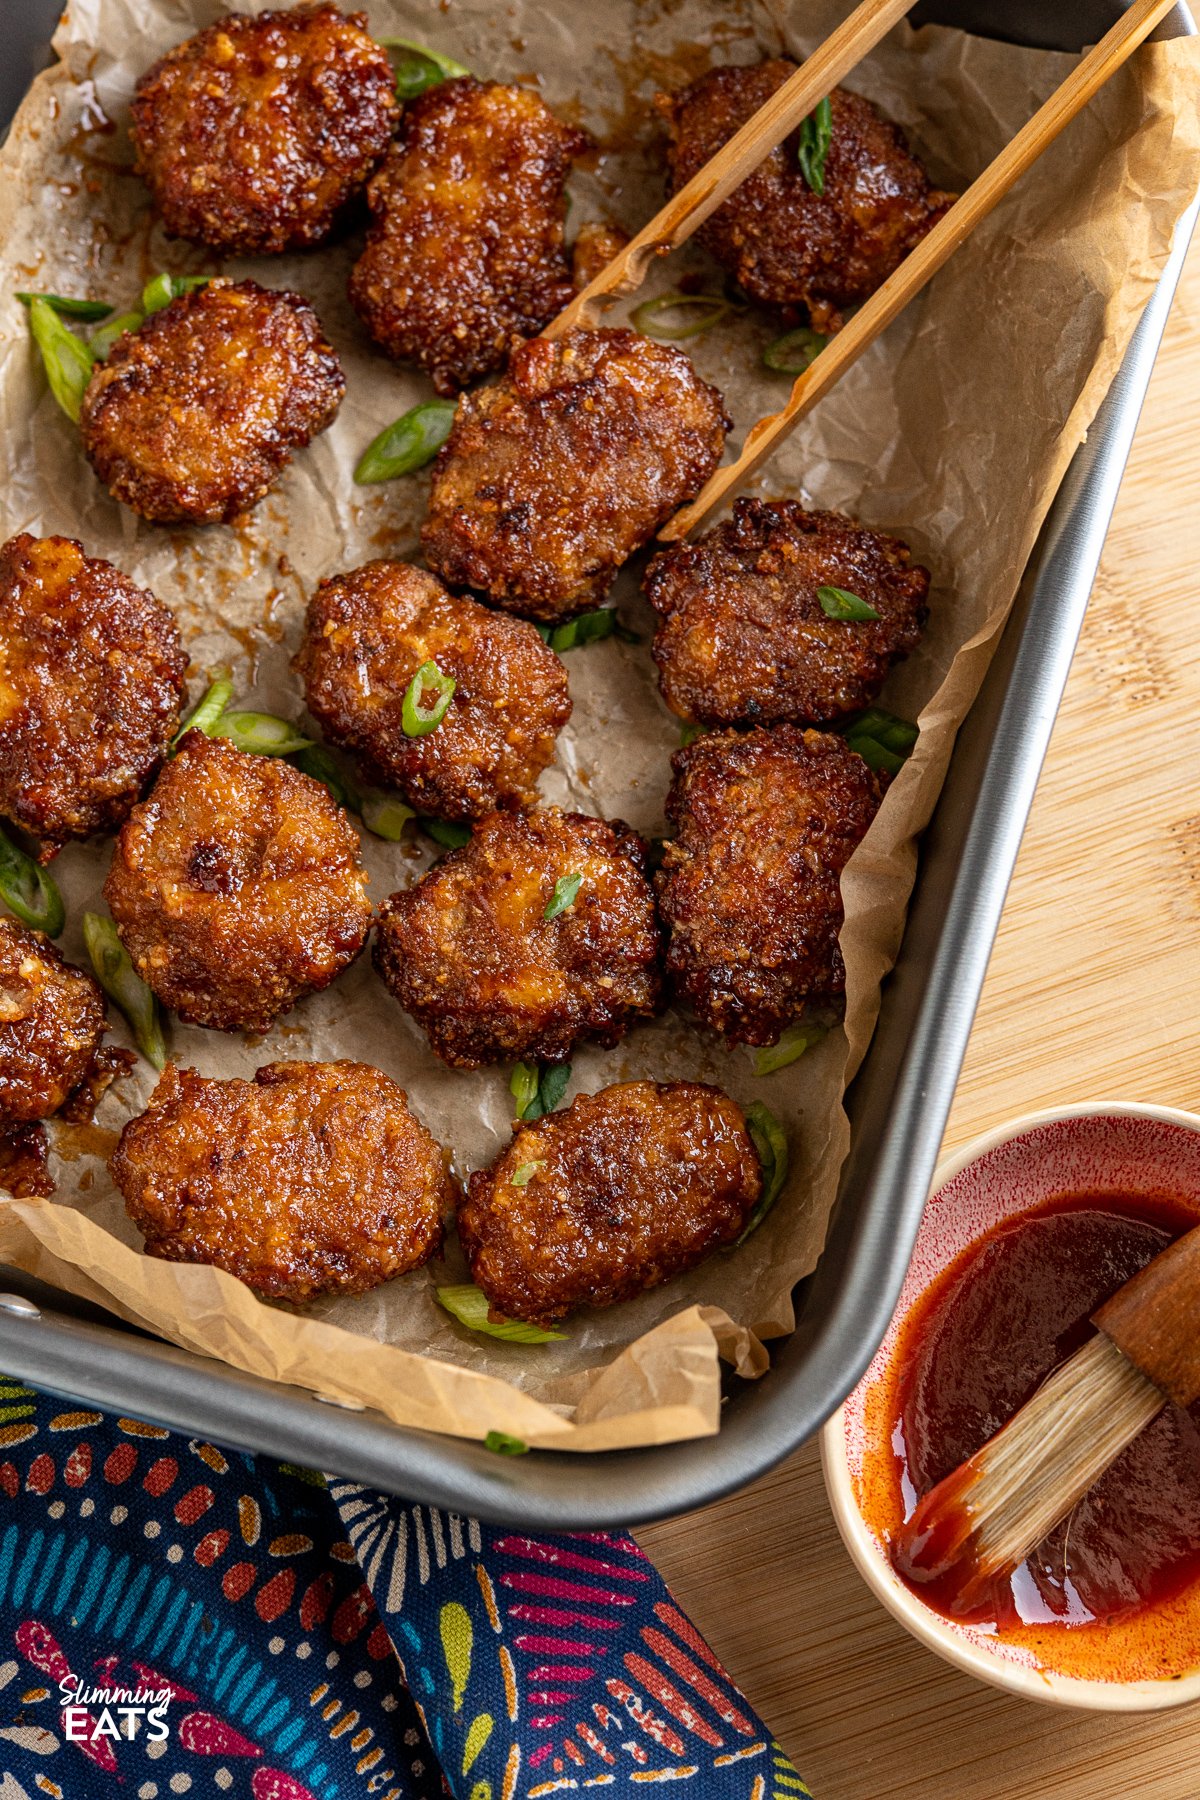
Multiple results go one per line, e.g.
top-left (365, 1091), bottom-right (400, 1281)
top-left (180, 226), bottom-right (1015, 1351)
top-left (762, 327), bottom-right (827, 374)
top-left (436, 1284), bottom-right (565, 1344)
top-left (632, 291), bottom-right (741, 340)
top-left (510, 1161), bottom-right (540, 1188)
top-left (27, 296), bottom-right (94, 423)
top-left (0, 830), bottom-right (65, 937)
top-left (290, 745), bottom-right (414, 841)
top-left (83, 912), bottom-right (166, 1070)
top-left (360, 792), bottom-right (414, 842)
top-left (484, 1430), bottom-right (529, 1456)
top-left (401, 660), bottom-right (455, 736)
top-left (16, 292), bottom-right (112, 321)
top-left (533, 608), bottom-right (637, 652)
top-left (797, 94), bottom-right (833, 196)
top-left (817, 585), bottom-right (880, 622)
top-left (173, 675), bottom-right (234, 749)
top-left (679, 720), bottom-right (706, 747)
top-left (140, 272), bottom-right (211, 316)
top-left (738, 1102), bottom-right (789, 1243)
top-left (211, 712), bottom-right (313, 757)
top-left (421, 818), bottom-right (473, 849)
top-left (378, 37), bottom-right (470, 102)
top-left (754, 1022), bottom-right (826, 1076)
top-left (544, 873), bottom-right (581, 921)
top-left (355, 400), bottom-right (457, 484)
top-left (89, 310), bottom-right (144, 361)
top-left (510, 1061), bottom-right (571, 1122)
top-left (840, 707), bottom-right (919, 777)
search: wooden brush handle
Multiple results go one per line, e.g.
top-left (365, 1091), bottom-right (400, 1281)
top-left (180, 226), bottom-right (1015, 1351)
top-left (1094, 1222), bottom-right (1200, 1410)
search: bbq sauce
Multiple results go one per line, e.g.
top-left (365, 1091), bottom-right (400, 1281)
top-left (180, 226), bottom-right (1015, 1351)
top-left (881, 1194), bottom-right (1200, 1654)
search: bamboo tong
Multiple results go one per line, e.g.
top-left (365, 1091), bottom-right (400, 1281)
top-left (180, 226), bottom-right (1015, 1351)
top-left (545, 0), bottom-right (1180, 540)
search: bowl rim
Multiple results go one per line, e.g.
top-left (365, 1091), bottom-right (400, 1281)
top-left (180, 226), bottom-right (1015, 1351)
top-left (820, 1097), bottom-right (1200, 1711)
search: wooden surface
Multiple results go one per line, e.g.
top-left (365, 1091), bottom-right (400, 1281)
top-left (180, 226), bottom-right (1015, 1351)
top-left (638, 228), bottom-right (1200, 1798)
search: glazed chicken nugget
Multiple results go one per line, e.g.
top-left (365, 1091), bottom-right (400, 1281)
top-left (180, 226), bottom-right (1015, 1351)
top-left (104, 731), bottom-right (372, 1034)
top-left (421, 327), bottom-right (730, 622)
top-left (0, 533), bottom-right (187, 859)
top-left (130, 5), bottom-right (398, 256)
top-left (656, 726), bottom-right (884, 1045)
top-left (373, 808), bottom-right (661, 1068)
top-left (0, 918), bottom-right (107, 1129)
top-left (459, 1080), bottom-right (761, 1324)
top-left (349, 78), bottom-right (589, 394)
top-left (656, 60), bottom-right (954, 332)
top-left (112, 1060), bottom-right (451, 1302)
top-left (645, 500), bottom-right (930, 727)
top-left (294, 561), bottom-right (570, 821)
top-left (79, 279), bottom-right (344, 525)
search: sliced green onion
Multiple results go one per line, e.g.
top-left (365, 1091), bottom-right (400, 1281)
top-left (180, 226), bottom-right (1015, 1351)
top-left (360, 791), bottom-right (414, 842)
top-left (83, 912), bottom-right (166, 1070)
top-left (739, 1102), bottom-right (789, 1243)
top-left (401, 660), bottom-right (455, 737)
top-left (817, 585), bottom-right (880, 622)
top-left (212, 712), bottom-right (313, 757)
top-left (754, 1022), bottom-right (826, 1076)
top-left (355, 400), bottom-right (457, 484)
top-left (510, 1161), bottom-right (540, 1188)
top-left (378, 37), bottom-right (470, 101)
top-left (0, 830), bottom-right (65, 937)
top-left (422, 818), bottom-right (473, 849)
top-left (544, 873), bottom-right (581, 921)
top-left (510, 1061), bottom-right (571, 1122)
top-left (679, 720), bottom-right (706, 747)
top-left (140, 272), bottom-right (211, 316)
top-left (28, 296), bottom-right (94, 423)
top-left (509, 1062), bottom-right (539, 1118)
top-left (173, 675), bottom-right (233, 749)
top-left (797, 94), bottom-right (833, 196)
top-left (631, 291), bottom-right (739, 341)
top-left (535, 608), bottom-right (636, 652)
top-left (290, 745), bottom-right (413, 840)
top-left (763, 327), bottom-right (827, 374)
top-left (16, 291), bottom-right (112, 321)
top-left (89, 310), bottom-right (144, 361)
top-left (841, 707), bottom-right (919, 777)
top-left (484, 1430), bottom-right (529, 1456)
top-left (436, 1284), bottom-right (565, 1344)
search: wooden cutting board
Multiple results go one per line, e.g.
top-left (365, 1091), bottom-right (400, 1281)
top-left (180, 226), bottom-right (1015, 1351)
top-left (638, 231), bottom-right (1200, 1800)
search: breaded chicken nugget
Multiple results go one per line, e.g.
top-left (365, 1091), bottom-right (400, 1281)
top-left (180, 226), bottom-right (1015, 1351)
top-left (104, 732), bottom-right (371, 1033)
top-left (131, 5), bottom-right (398, 255)
top-left (0, 533), bottom-right (187, 859)
top-left (645, 500), bottom-right (929, 727)
top-left (0, 918), bottom-right (107, 1129)
top-left (656, 725), bottom-right (883, 1045)
top-left (656, 60), bottom-right (953, 332)
top-left (373, 807), bottom-right (661, 1068)
top-left (294, 560), bottom-right (570, 821)
top-left (459, 1079), bottom-right (761, 1323)
top-left (112, 1059), bottom-right (450, 1301)
top-left (421, 327), bottom-right (730, 622)
top-left (79, 279), bottom-right (344, 525)
top-left (349, 78), bottom-right (589, 394)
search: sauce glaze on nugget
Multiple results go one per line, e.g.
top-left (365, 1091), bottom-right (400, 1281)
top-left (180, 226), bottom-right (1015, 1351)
top-left (0, 919), bottom-right (107, 1129)
top-left (657, 60), bottom-right (954, 332)
top-left (373, 808), bottom-right (661, 1068)
top-left (421, 327), bottom-right (730, 622)
top-left (294, 561), bottom-right (570, 821)
top-left (79, 279), bottom-right (344, 525)
top-left (0, 533), bottom-right (187, 859)
top-left (104, 731), bottom-right (372, 1034)
top-left (112, 1060), bottom-right (451, 1302)
top-left (656, 726), bottom-right (884, 1045)
top-left (459, 1080), bottom-right (762, 1324)
top-left (131, 4), bottom-right (399, 255)
top-left (349, 78), bottom-right (589, 394)
top-left (645, 500), bottom-right (930, 727)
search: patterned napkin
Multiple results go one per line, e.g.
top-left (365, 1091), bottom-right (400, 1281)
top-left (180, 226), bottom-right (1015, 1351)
top-left (0, 1380), bottom-right (810, 1797)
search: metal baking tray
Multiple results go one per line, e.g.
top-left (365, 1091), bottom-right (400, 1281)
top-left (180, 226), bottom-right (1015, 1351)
top-left (1, 0), bottom-right (1195, 1527)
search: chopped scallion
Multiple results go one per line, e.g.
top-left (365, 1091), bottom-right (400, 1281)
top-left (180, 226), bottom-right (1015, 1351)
top-left (544, 872), bottom-right (581, 921)
top-left (0, 830), bottom-right (65, 937)
top-left (436, 1284), bottom-right (565, 1343)
top-left (763, 327), bottom-right (827, 374)
top-left (739, 1102), bottom-right (789, 1242)
top-left (16, 291), bottom-right (112, 320)
top-left (83, 912), bottom-right (166, 1069)
top-left (401, 660), bottom-right (455, 736)
top-left (355, 400), bottom-right (457, 483)
top-left (631, 290), bottom-right (741, 340)
top-left (27, 296), bottom-right (94, 422)
top-left (797, 95), bottom-right (833, 196)
top-left (817, 585), bottom-right (880, 622)
top-left (378, 37), bottom-right (470, 101)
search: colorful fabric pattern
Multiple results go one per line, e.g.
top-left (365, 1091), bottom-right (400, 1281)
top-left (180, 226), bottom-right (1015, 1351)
top-left (0, 1381), bottom-right (810, 1799)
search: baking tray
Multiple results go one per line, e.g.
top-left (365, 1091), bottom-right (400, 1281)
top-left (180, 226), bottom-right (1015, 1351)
top-left (0, 0), bottom-right (1195, 1528)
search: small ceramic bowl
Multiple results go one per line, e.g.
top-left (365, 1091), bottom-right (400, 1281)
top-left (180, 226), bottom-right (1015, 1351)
top-left (821, 1101), bottom-right (1200, 1710)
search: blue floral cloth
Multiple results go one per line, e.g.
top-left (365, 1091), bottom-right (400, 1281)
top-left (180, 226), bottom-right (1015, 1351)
top-left (0, 1380), bottom-right (810, 1798)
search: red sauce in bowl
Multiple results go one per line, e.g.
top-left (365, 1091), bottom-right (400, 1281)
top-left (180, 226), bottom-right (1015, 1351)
top-left (881, 1192), bottom-right (1200, 1655)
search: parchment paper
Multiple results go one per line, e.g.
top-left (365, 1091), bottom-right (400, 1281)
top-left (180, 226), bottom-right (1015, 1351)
top-left (0, 0), bottom-right (1196, 1450)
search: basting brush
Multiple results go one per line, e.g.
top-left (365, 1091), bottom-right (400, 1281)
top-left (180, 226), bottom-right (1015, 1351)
top-left (891, 1222), bottom-right (1200, 1612)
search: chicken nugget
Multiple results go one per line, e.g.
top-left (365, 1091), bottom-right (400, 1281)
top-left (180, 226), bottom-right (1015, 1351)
top-left (459, 1079), bottom-right (761, 1323)
top-left (112, 1059), bottom-right (451, 1301)
top-left (0, 917), bottom-right (107, 1129)
top-left (374, 807), bottom-right (661, 1068)
top-left (656, 725), bottom-right (883, 1044)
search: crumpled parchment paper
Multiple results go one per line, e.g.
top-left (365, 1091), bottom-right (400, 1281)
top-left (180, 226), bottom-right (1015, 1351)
top-left (0, 0), bottom-right (1196, 1449)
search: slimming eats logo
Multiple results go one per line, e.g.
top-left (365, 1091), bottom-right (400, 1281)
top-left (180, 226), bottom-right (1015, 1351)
top-left (59, 1676), bottom-right (171, 1744)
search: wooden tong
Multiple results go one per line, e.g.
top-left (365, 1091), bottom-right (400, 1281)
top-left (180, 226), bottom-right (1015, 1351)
top-left (548, 0), bottom-right (1181, 540)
